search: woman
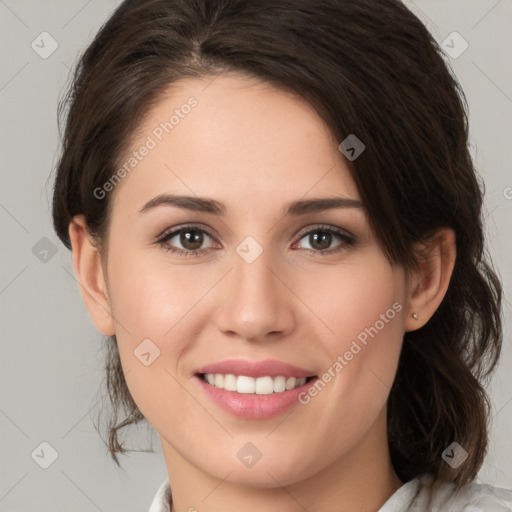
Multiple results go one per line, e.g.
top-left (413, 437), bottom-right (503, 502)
top-left (51, 0), bottom-right (512, 510)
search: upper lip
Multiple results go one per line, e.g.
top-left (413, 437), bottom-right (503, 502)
top-left (194, 358), bottom-right (316, 378)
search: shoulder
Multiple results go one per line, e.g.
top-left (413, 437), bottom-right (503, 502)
top-left (431, 477), bottom-right (512, 511)
top-left (148, 478), bottom-right (172, 512)
top-left (381, 474), bottom-right (512, 511)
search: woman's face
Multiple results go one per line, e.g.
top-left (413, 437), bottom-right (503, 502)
top-left (100, 73), bottom-right (411, 486)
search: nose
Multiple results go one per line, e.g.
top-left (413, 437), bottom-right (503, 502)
top-left (214, 244), bottom-right (295, 343)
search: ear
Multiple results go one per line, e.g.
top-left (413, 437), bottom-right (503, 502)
top-left (404, 227), bottom-right (456, 332)
top-left (68, 215), bottom-right (115, 336)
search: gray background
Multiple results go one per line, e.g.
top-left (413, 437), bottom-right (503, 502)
top-left (1, 0), bottom-right (511, 510)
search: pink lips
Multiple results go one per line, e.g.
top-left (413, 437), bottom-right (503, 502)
top-left (194, 358), bottom-right (317, 420)
top-left (194, 358), bottom-right (315, 378)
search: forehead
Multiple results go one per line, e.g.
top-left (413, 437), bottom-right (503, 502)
top-left (111, 72), bottom-right (361, 216)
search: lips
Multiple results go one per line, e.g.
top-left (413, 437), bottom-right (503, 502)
top-left (193, 358), bottom-right (318, 419)
top-left (194, 358), bottom-right (316, 378)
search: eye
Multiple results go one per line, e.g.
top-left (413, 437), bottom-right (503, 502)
top-left (156, 225), bottom-right (217, 257)
top-left (293, 225), bottom-right (356, 255)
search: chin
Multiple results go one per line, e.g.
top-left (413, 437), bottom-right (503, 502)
top-left (197, 447), bottom-right (317, 489)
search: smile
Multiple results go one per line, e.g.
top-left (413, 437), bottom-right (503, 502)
top-left (200, 373), bottom-right (313, 394)
top-left (193, 358), bottom-right (318, 419)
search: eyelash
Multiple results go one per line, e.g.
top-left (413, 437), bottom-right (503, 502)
top-left (155, 223), bottom-right (356, 258)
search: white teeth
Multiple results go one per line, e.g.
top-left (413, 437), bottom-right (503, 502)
top-left (214, 374), bottom-right (224, 388)
top-left (237, 376), bottom-right (255, 394)
top-left (223, 374), bottom-right (237, 391)
top-left (255, 376), bottom-right (274, 395)
top-left (285, 377), bottom-right (296, 390)
top-left (273, 375), bottom-right (286, 392)
top-left (203, 373), bottom-right (310, 394)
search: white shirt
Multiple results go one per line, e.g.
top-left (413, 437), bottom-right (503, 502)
top-left (148, 473), bottom-right (512, 511)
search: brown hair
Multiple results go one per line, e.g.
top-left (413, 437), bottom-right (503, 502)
top-left (52, 0), bottom-right (502, 490)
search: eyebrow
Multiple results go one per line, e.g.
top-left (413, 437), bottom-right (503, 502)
top-left (139, 193), bottom-right (364, 216)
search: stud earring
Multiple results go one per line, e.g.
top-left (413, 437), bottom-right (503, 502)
top-left (412, 312), bottom-right (419, 320)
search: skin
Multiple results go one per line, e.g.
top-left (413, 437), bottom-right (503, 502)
top-left (69, 72), bottom-right (456, 512)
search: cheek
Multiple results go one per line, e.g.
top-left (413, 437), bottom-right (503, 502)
top-left (304, 256), bottom-right (404, 359)
top-left (330, 260), bottom-right (404, 388)
top-left (297, 258), bottom-right (405, 426)
top-left (106, 248), bottom-right (205, 343)
top-left (103, 248), bottom-right (203, 407)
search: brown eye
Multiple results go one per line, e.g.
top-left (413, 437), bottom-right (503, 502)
top-left (178, 229), bottom-right (205, 250)
top-left (294, 226), bottom-right (355, 255)
top-left (308, 231), bottom-right (333, 251)
top-left (157, 225), bottom-right (217, 256)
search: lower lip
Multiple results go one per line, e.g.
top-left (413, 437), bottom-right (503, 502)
top-left (195, 375), bottom-right (317, 420)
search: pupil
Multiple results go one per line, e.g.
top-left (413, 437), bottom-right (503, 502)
top-left (181, 230), bottom-right (203, 250)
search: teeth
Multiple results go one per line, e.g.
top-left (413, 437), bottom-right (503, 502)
top-left (214, 374), bottom-right (224, 388)
top-left (203, 374), bottom-right (308, 394)
top-left (223, 373), bottom-right (237, 391)
top-left (273, 376), bottom-right (286, 392)
top-left (285, 377), bottom-right (296, 390)
top-left (255, 376), bottom-right (273, 394)
top-left (237, 375), bottom-right (255, 394)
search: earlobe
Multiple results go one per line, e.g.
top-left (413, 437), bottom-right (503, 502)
top-left (404, 227), bottom-right (457, 332)
top-left (68, 215), bottom-right (115, 336)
